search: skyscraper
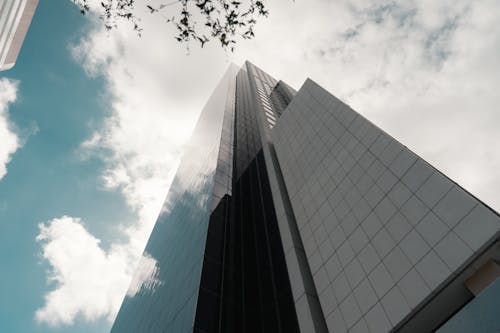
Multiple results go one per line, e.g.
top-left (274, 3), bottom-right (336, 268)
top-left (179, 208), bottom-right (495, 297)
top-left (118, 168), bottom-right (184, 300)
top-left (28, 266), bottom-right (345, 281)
top-left (0, 0), bottom-right (38, 71)
top-left (110, 62), bottom-right (500, 333)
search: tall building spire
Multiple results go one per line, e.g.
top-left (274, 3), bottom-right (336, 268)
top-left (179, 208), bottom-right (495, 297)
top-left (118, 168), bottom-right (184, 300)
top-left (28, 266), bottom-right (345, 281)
top-left (110, 63), bottom-right (500, 333)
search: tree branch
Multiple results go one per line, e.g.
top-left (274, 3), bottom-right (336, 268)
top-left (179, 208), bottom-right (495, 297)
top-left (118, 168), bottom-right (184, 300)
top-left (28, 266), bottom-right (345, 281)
top-left (72, 0), bottom-right (269, 51)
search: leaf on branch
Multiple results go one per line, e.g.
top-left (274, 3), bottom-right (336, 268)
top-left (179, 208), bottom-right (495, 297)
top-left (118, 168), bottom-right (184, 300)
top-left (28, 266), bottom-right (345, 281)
top-left (72, 0), bottom-right (271, 51)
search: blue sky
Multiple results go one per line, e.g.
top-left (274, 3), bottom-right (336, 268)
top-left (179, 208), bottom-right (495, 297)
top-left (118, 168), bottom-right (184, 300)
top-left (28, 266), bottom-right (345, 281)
top-left (0, 1), bottom-right (129, 332)
top-left (0, 0), bottom-right (499, 333)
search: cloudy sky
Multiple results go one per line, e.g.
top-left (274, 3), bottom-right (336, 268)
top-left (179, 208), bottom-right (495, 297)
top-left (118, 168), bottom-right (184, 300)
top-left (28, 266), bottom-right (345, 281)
top-left (0, 0), bottom-right (499, 332)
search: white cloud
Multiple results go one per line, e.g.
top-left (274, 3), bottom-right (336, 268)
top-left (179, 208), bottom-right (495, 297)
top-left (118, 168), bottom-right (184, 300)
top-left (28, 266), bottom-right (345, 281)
top-left (36, 1), bottom-right (222, 325)
top-left (127, 252), bottom-right (161, 298)
top-left (36, 216), bottom-right (160, 326)
top-left (0, 78), bottom-right (20, 181)
top-left (36, 216), bottom-right (128, 325)
top-left (36, 0), bottom-right (500, 326)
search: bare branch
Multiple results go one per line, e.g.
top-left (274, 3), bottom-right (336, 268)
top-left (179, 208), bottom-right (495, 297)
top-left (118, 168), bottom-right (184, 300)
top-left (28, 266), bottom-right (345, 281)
top-left (72, 0), bottom-right (269, 50)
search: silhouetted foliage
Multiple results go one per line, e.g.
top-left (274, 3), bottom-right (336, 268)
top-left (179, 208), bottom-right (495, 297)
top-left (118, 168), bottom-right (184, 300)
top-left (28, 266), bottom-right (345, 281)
top-left (73, 0), bottom-right (270, 51)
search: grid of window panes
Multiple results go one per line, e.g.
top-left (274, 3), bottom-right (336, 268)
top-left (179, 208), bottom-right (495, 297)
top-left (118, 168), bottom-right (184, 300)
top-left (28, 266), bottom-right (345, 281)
top-left (211, 66), bottom-right (237, 211)
top-left (110, 66), bottom-right (238, 333)
top-left (269, 80), bottom-right (296, 116)
top-left (272, 79), bottom-right (500, 333)
top-left (246, 62), bottom-right (280, 129)
top-left (194, 63), bottom-right (300, 333)
top-left (233, 67), bottom-right (264, 180)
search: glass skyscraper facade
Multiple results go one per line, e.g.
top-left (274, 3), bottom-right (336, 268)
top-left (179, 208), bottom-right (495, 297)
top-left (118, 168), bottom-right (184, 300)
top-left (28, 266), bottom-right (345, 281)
top-left (110, 62), bottom-right (500, 333)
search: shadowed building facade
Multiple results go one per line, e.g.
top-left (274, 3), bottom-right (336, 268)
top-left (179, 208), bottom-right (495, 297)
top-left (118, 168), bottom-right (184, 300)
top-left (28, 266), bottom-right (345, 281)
top-left (0, 0), bottom-right (38, 71)
top-left (110, 62), bottom-right (500, 333)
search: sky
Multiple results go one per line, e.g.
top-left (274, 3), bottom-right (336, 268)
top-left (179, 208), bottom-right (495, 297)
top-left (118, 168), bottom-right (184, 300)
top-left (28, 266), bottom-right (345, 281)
top-left (0, 0), bottom-right (499, 332)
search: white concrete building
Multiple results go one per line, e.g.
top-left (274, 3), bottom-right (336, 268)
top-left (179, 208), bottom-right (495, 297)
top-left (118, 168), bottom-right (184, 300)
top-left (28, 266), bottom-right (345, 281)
top-left (0, 0), bottom-right (38, 71)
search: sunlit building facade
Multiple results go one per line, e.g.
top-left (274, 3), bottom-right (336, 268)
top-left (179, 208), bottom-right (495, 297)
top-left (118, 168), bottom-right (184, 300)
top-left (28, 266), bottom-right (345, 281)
top-left (0, 0), bottom-right (38, 71)
top-left (110, 62), bottom-right (500, 333)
